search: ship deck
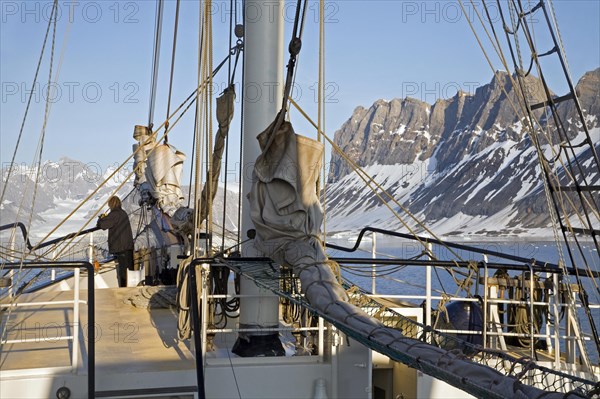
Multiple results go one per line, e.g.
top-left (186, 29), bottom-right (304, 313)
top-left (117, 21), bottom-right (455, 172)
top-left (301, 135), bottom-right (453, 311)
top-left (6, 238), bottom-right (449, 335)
top-left (1, 287), bottom-right (199, 398)
top-left (1, 284), bottom-right (336, 399)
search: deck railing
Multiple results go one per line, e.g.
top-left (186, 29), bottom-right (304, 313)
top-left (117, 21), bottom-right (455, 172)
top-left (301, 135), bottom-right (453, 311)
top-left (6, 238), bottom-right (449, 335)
top-left (0, 261), bottom-right (96, 399)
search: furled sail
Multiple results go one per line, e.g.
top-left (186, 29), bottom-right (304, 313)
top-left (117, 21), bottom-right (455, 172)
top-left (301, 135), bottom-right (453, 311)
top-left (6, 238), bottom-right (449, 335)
top-left (132, 125), bottom-right (186, 217)
top-left (198, 86), bottom-right (235, 223)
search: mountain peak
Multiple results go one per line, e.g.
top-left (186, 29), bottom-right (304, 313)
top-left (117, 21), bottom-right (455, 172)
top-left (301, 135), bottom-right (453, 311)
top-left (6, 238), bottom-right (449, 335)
top-left (330, 68), bottom-right (598, 182)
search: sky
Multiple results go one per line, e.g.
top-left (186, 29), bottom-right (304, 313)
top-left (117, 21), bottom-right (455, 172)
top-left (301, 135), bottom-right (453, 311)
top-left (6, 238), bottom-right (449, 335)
top-left (1, 0), bottom-right (599, 184)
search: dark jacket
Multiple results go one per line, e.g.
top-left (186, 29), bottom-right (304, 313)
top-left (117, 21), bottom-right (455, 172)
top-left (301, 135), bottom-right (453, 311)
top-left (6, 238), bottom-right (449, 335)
top-left (97, 207), bottom-right (134, 253)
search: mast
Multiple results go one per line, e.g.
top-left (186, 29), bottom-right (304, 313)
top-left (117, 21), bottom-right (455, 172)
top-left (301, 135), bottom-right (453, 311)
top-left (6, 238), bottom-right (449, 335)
top-left (233, 0), bottom-right (285, 356)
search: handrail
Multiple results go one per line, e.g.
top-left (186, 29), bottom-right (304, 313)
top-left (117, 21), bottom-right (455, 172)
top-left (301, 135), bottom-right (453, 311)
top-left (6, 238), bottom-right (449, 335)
top-left (1, 261), bottom-right (95, 399)
top-left (325, 226), bottom-right (562, 268)
top-left (329, 257), bottom-right (599, 278)
top-left (21, 271), bottom-right (75, 294)
top-left (34, 227), bottom-right (100, 250)
top-left (0, 222), bottom-right (33, 250)
top-left (0, 222), bottom-right (99, 250)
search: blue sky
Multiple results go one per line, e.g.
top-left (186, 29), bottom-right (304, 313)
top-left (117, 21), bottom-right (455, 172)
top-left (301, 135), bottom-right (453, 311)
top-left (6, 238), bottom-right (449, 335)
top-left (1, 0), bottom-right (599, 181)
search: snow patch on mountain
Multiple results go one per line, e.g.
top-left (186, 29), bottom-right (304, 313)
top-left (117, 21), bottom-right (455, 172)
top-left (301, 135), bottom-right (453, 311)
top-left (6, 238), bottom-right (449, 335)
top-left (326, 69), bottom-right (600, 238)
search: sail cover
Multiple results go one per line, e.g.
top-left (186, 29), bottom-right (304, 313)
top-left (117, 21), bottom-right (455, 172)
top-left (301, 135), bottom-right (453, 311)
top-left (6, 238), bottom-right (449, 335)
top-left (249, 119), bottom-right (349, 307)
top-left (132, 125), bottom-right (186, 216)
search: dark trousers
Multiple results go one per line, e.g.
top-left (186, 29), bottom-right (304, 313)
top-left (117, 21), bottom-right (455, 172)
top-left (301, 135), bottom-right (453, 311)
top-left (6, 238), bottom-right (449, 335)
top-left (115, 250), bottom-right (134, 288)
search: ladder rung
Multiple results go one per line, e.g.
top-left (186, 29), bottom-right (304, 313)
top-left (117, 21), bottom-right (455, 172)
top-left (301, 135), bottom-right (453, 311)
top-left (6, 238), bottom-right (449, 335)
top-left (558, 185), bottom-right (600, 192)
top-left (530, 93), bottom-right (574, 110)
top-left (537, 46), bottom-right (558, 58)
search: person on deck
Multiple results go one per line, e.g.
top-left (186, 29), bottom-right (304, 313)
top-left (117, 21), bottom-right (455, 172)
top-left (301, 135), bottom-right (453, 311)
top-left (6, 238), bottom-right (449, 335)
top-left (97, 196), bottom-right (134, 288)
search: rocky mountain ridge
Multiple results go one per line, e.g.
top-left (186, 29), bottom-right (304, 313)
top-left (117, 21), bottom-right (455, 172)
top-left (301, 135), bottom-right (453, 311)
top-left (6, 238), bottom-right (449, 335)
top-left (326, 68), bottom-right (600, 237)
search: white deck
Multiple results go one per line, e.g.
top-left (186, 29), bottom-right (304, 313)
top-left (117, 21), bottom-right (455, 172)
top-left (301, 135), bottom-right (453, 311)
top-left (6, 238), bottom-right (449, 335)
top-left (1, 287), bottom-right (197, 398)
top-left (0, 285), bottom-right (348, 399)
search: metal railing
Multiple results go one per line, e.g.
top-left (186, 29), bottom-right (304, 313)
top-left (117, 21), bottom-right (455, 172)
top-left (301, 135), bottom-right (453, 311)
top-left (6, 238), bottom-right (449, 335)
top-left (0, 261), bottom-right (95, 399)
top-left (329, 228), bottom-right (599, 372)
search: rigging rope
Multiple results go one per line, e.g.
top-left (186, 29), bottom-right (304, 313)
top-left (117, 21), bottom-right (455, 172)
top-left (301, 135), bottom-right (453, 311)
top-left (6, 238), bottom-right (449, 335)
top-left (19, 1), bottom-right (58, 272)
top-left (0, 2), bottom-right (57, 209)
top-left (235, 1), bottom-right (246, 247)
top-left (476, 0), bottom-right (600, 300)
top-left (0, 0), bottom-right (59, 348)
top-left (466, 0), bottom-right (600, 290)
top-left (0, 0), bottom-right (58, 277)
top-left (274, 0), bottom-right (308, 130)
top-left (221, 0), bottom-right (235, 252)
top-left (483, 0), bottom-right (600, 360)
top-left (280, 3), bottom-right (477, 305)
top-left (192, 2), bottom-right (206, 259)
top-left (287, 98), bottom-right (477, 327)
top-left (164, 0), bottom-right (181, 143)
top-left (206, 0), bottom-right (215, 254)
top-left (24, 58), bottom-right (229, 263)
top-left (508, 0), bottom-right (600, 276)
top-left (318, 0), bottom-right (327, 243)
top-left (512, 0), bottom-right (600, 357)
top-left (148, 0), bottom-right (164, 130)
top-left (221, 1), bottom-right (244, 252)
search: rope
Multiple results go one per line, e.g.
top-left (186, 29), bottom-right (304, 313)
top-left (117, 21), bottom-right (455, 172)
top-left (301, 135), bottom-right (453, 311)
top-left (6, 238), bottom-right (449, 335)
top-left (540, 1), bottom-right (600, 175)
top-left (236, 3), bottom-right (246, 247)
top-left (192, 2), bottom-right (206, 259)
top-left (207, 0), bottom-right (215, 253)
top-left (273, 0), bottom-right (308, 133)
top-left (187, 108), bottom-right (198, 208)
top-left (221, 4), bottom-right (244, 252)
top-left (0, 0), bottom-right (59, 348)
top-left (515, 0), bottom-right (599, 298)
top-left (148, 0), bottom-right (164, 129)
top-left (479, 0), bottom-right (600, 298)
top-left (508, 272), bottom-right (545, 348)
top-left (489, 0), bottom-right (600, 359)
top-left (467, 0), bottom-right (600, 301)
top-left (164, 0), bottom-right (181, 143)
top-left (0, 2), bottom-right (57, 208)
top-left (221, 0), bottom-right (235, 252)
top-left (318, 0), bottom-right (327, 242)
top-left (288, 99), bottom-right (473, 283)
top-left (22, 0), bottom-right (58, 271)
top-left (477, 0), bottom-right (596, 207)
top-left (185, 47), bottom-right (239, 207)
top-left (1, 6), bottom-right (57, 278)
top-left (176, 257), bottom-right (193, 340)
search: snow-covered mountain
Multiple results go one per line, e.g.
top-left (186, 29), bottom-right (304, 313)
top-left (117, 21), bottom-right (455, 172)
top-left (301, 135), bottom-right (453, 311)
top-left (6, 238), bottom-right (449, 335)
top-left (326, 69), bottom-right (600, 238)
top-left (0, 158), bottom-right (239, 241)
top-left (0, 158), bottom-right (135, 238)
